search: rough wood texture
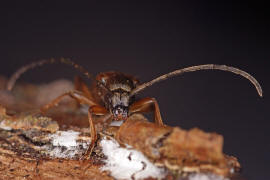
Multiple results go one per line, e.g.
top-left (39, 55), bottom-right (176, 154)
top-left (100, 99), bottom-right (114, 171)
top-left (0, 154), bottom-right (112, 180)
top-left (116, 114), bottom-right (240, 176)
top-left (0, 77), bottom-right (242, 179)
top-left (0, 108), bottom-right (111, 179)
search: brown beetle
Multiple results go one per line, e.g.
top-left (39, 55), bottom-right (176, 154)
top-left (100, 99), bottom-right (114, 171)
top-left (7, 58), bottom-right (262, 158)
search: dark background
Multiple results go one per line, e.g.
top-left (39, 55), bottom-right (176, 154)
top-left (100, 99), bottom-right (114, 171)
top-left (0, 1), bottom-right (269, 179)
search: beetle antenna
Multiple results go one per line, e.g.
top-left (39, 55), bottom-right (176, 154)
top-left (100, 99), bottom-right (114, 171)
top-left (7, 58), bottom-right (94, 91)
top-left (130, 64), bottom-right (263, 97)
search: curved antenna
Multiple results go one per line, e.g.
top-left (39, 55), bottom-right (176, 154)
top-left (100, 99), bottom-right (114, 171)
top-left (7, 58), bottom-right (94, 91)
top-left (130, 64), bottom-right (263, 97)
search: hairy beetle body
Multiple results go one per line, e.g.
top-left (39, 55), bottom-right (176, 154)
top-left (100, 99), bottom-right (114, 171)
top-left (7, 58), bottom-right (262, 158)
top-left (93, 72), bottom-right (139, 120)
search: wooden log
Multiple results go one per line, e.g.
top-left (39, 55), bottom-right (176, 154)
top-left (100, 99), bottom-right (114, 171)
top-left (0, 77), bottom-right (242, 180)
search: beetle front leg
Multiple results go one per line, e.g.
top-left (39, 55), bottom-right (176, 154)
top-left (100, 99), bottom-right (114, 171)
top-left (82, 105), bottom-right (109, 159)
top-left (129, 97), bottom-right (164, 126)
top-left (39, 91), bottom-right (109, 159)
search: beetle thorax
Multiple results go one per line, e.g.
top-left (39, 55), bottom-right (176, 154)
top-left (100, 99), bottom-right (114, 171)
top-left (96, 72), bottom-right (139, 120)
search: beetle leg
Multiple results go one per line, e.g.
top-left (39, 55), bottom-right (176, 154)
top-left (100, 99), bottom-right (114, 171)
top-left (40, 90), bottom-right (97, 113)
top-left (82, 105), bottom-right (109, 159)
top-left (129, 97), bottom-right (164, 126)
top-left (40, 91), bottom-right (109, 159)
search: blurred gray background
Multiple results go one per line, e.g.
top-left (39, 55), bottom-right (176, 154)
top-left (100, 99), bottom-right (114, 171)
top-left (0, 1), bottom-right (269, 179)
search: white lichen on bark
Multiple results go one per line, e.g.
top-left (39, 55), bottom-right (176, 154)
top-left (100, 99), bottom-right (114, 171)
top-left (100, 138), bottom-right (167, 180)
top-left (188, 173), bottom-right (229, 180)
top-left (46, 130), bottom-right (90, 159)
top-left (0, 120), bottom-right (12, 130)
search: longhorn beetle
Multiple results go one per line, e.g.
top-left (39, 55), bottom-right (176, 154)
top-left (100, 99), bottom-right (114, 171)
top-left (7, 58), bottom-right (263, 158)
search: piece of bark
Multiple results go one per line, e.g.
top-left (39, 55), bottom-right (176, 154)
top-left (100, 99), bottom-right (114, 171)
top-left (0, 151), bottom-right (112, 180)
top-left (0, 110), bottom-right (111, 180)
top-left (0, 77), bottom-right (242, 179)
top-left (116, 114), bottom-right (240, 177)
top-left (0, 108), bottom-right (241, 180)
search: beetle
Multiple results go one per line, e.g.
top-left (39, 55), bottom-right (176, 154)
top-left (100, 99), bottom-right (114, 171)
top-left (7, 58), bottom-right (263, 158)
